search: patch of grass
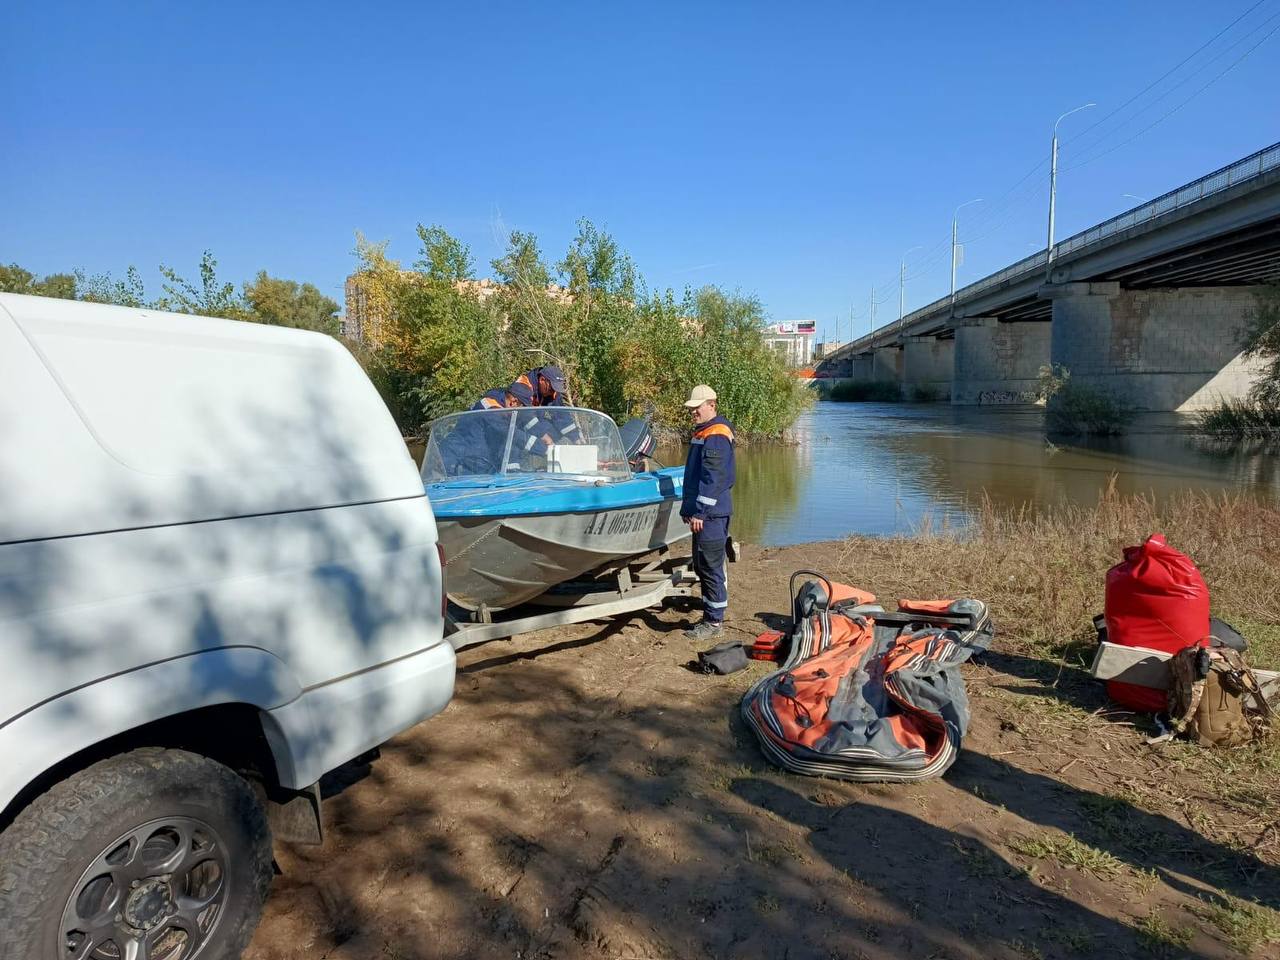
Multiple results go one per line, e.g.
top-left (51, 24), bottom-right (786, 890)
top-left (827, 380), bottom-right (902, 402)
top-left (950, 839), bottom-right (1005, 879)
top-left (835, 488), bottom-right (1280, 790)
top-left (1194, 896), bottom-right (1280, 954)
top-left (754, 893), bottom-right (780, 914)
top-left (1131, 866), bottom-right (1161, 897)
top-left (1008, 831), bottom-right (1124, 879)
top-left (756, 839), bottom-right (810, 866)
top-left (1021, 693), bottom-right (1095, 729)
top-left (1218, 616), bottom-right (1280, 675)
top-left (705, 762), bottom-right (757, 792)
top-left (1136, 910), bottom-right (1195, 956)
top-left (1039, 925), bottom-right (1097, 954)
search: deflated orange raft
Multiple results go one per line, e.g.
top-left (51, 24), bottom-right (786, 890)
top-left (741, 571), bottom-right (993, 783)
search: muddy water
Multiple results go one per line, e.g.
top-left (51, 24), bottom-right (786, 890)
top-left (659, 402), bottom-right (1280, 546)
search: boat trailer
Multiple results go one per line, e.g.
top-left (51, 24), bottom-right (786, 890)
top-left (444, 551), bottom-right (698, 651)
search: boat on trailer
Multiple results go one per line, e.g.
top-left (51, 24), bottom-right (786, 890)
top-left (423, 407), bottom-right (690, 614)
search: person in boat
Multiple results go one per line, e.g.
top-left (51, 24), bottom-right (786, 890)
top-left (470, 380), bottom-right (534, 413)
top-left (679, 384), bottom-right (736, 642)
top-left (516, 364), bottom-right (584, 445)
top-left (445, 381), bottom-right (539, 475)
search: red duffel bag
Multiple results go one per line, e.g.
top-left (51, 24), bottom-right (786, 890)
top-left (1104, 534), bottom-right (1210, 711)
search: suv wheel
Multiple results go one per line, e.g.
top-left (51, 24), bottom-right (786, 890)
top-left (0, 748), bottom-right (273, 960)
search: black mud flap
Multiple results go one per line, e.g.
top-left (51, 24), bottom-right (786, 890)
top-left (266, 782), bottom-right (323, 845)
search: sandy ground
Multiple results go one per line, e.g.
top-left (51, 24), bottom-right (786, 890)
top-left (245, 541), bottom-right (1279, 960)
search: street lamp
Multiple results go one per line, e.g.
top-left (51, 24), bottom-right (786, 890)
top-left (899, 245), bottom-right (924, 323)
top-left (951, 199), bottom-right (983, 308)
top-left (1046, 102), bottom-right (1096, 280)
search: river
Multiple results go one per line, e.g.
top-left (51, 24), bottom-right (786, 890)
top-left (659, 402), bottom-right (1280, 546)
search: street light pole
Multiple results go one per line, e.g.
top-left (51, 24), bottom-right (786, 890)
top-left (950, 199), bottom-right (983, 308)
top-left (1046, 102), bottom-right (1096, 281)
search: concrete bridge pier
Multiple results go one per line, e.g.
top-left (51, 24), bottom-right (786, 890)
top-left (1045, 282), bottom-right (1265, 411)
top-left (851, 352), bottom-right (875, 381)
top-left (902, 335), bottom-right (954, 401)
top-left (872, 345), bottom-right (902, 383)
top-left (951, 317), bottom-right (1052, 405)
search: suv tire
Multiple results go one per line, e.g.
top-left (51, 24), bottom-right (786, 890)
top-left (0, 747), bottom-right (273, 960)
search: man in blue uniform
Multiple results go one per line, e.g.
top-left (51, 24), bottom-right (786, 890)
top-left (680, 384), bottom-right (735, 641)
top-left (446, 381), bottom-right (538, 474)
top-left (470, 380), bottom-right (534, 412)
top-left (517, 364), bottom-right (583, 445)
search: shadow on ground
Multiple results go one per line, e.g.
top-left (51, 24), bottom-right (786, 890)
top-left (247, 597), bottom-right (1277, 960)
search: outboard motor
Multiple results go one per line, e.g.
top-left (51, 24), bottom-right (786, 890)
top-left (618, 417), bottom-right (657, 469)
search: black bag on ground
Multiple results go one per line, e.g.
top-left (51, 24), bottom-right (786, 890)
top-left (698, 641), bottom-right (749, 675)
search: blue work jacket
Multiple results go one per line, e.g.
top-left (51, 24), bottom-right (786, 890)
top-left (681, 415), bottom-right (736, 520)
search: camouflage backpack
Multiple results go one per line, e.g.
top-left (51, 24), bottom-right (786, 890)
top-left (1165, 643), bottom-right (1272, 748)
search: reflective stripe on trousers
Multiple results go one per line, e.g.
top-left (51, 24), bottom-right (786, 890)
top-left (692, 516), bottom-right (729, 623)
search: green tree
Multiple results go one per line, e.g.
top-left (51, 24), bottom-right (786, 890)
top-left (0, 264), bottom-right (77, 300)
top-left (76, 266), bottom-right (147, 307)
top-left (558, 218), bottom-right (635, 299)
top-left (350, 220), bottom-right (812, 439)
top-left (156, 251), bottom-right (246, 319)
top-left (0, 264), bottom-right (36, 294)
top-left (32, 273), bottom-right (77, 300)
top-left (492, 231), bottom-right (550, 290)
top-left (242, 271), bottom-right (340, 334)
top-left (414, 224), bottom-right (474, 281)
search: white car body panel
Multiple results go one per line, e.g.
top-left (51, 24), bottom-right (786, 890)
top-left (0, 293), bottom-right (453, 815)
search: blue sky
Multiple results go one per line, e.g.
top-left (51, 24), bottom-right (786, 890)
top-left (5, 1), bottom-right (1279, 344)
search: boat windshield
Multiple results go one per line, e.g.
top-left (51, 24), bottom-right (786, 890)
top-left (422, 407), bottom-right (632, 483)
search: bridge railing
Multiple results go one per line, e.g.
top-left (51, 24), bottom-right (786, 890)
top-left (837, 140), bottom-right (1280, 356)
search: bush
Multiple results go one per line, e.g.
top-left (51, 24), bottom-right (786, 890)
top-left (1197, 397), bottom-right (1280, 442)
top-left (1046, 384), bottom-right (1133, 436)
top-left (909, 384), bottom-right (942, 403)
top-left (1195, 284), bottom-right (1280, 446)
top-left (826, 380), bottom-right (902, 402)
top-left (1038, 363), bottom-right (1132, 436)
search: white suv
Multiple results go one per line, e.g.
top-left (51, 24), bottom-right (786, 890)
top-left (0, 293), bottom-right (454, 958)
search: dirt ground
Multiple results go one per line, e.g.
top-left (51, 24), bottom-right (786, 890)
top-left (245, 541), bottom-right (1280, 960)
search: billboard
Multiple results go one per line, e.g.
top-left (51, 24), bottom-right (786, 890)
top-left (768, 321), bottom-right (815, 336)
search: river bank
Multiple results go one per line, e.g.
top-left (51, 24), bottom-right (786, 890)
top-left (246, 493), bottom-right (1279, 960)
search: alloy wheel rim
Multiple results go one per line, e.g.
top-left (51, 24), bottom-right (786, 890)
top-left (59, 816), bottom-right (230, 960)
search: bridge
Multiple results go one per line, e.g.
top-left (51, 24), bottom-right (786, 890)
top-left (816, 142), bottom-right (1280, 409)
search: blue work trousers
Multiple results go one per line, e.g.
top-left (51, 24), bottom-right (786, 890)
top-left (692, 516), bottom-right (730, 623)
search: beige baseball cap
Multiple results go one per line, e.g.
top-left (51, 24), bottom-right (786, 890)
top-left (683, 384), bottom-right (717, 408)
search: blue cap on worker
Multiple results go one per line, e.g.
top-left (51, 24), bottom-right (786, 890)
top-left (539, 365), bottom-right (568, 396)
top-left (506, 380), bottom-right (535, 405)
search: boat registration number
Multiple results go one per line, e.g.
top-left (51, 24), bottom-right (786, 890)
top-left (582, 506), bottom-right (660, 537)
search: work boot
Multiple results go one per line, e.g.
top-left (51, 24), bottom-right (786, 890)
top-left (684, 620), bottom-right (724, 642)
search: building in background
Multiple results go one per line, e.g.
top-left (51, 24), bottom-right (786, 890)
top-left (764, 320), bottom-right (816, 367)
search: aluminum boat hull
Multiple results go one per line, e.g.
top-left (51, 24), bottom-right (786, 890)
top-left (437, 496), bottom-right (690, 611)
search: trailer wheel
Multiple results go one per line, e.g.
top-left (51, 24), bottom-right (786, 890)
top-left (0, 748), bottom-right (273, 960)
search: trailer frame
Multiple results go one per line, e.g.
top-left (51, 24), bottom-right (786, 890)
top-left (444, 553), bottom-right (697, 651)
